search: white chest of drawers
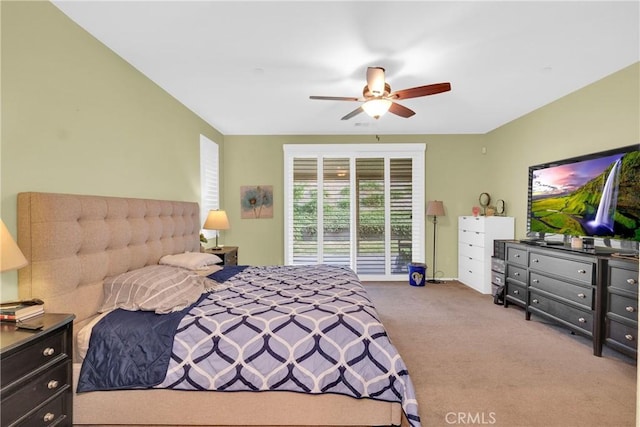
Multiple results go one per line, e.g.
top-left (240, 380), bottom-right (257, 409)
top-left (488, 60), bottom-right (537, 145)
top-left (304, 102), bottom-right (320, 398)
top-left (458, 216), bottom-right (515, 294)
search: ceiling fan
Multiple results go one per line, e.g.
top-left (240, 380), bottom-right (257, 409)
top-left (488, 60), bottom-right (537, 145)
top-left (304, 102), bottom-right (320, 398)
top-left (310, 67), bottom-right (451, 120)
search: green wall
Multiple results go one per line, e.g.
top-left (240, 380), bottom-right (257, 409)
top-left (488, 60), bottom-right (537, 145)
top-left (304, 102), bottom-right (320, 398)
top-left (487, 62), bottom-right (640, 238)
top-left (0, 1), bottom-right (223, 299)
top-left (1, 1), bottom-right (638, 300)
top-left (223, 134), bottom-right (488, 273)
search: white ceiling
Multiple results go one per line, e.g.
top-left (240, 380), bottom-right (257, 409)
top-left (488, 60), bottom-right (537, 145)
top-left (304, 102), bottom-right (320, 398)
top-left (52, 1), bottom-right (639, 136)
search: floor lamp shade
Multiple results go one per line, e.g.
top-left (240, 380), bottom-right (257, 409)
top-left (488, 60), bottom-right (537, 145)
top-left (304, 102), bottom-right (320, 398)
top-left (1, 219), bottom-right (28, 272)
top-left (425, 201), bottom-right (445, 283)
top-left (203, 210), bottom-right (230, 249)
top-left (426, 200), bottom-right (445, 217)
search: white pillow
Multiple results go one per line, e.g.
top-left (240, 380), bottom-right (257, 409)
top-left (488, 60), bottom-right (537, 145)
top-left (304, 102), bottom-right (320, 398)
top-left (159, 252), bottom-right (222, 271)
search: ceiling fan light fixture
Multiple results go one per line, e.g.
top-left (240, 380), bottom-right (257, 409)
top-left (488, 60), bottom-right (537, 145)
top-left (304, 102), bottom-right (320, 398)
top-left (362, 99), bottom-right (392, 119)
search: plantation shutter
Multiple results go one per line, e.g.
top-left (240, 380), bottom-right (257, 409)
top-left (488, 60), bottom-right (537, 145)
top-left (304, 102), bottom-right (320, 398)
top-left (200, 135), bottom-right (220, 239)
top-left (284, 144), bottom-right (425, 279)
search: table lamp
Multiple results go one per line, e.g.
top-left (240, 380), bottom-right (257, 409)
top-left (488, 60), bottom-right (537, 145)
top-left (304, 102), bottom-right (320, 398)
top-left (1, 219), bottom-right (28, 272)
top-left (203, 210), bottom-right (230, 249)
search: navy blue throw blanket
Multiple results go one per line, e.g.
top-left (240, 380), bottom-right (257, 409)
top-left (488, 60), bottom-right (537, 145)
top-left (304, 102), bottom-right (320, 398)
top-left (77, 266), bottom-right (250, 393)
top-left (76, 307), bottom-right (190, 392)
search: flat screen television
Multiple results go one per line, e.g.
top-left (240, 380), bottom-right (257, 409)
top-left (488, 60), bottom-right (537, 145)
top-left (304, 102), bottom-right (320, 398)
top-left (527, 144), bottom-right (640, 245)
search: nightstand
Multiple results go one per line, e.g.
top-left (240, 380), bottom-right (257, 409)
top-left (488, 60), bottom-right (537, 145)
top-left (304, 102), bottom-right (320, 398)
top-left (206, 246), bottom-right (238, 266)
top-left (1, 313), bottom-right (74, 427)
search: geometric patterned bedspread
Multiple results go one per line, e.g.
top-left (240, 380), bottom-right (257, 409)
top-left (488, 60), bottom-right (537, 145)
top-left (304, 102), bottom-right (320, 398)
top-left (156, 264), bottom-right (421, 426)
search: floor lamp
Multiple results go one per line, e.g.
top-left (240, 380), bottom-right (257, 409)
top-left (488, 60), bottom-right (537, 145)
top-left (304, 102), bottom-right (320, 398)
top-left (426, 200), bottom-right (445, 283)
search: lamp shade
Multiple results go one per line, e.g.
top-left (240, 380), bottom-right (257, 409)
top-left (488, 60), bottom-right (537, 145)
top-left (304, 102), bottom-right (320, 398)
top-left (362, 99), bottom-right (392, 119)
top-left (203, 210), bottom-right (230, 231)
top-left (1, 219), bottom-right (28, 272)
top-left (426, 200), bottom-right (445, 217)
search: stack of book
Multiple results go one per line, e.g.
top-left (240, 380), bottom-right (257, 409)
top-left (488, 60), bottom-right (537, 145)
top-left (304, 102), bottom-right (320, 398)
top-left (0, 301), bottom-right (44, 322)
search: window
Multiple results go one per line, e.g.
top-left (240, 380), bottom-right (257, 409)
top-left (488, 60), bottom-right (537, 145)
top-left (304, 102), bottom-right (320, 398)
top-left (200, 135), bottom-right (219, 239)
top-left (284, 144), bottom-right (425, 279)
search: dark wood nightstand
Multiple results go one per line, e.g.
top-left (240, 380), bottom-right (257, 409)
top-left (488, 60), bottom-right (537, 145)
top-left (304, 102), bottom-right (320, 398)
top-left (1, 313), bottom-right (74, 426)
top-left (206, 246), bottom-right (238, 266)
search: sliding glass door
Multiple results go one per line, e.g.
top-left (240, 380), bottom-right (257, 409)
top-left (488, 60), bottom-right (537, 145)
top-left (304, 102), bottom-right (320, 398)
top-left (284, 144), bottom-right (425, 279)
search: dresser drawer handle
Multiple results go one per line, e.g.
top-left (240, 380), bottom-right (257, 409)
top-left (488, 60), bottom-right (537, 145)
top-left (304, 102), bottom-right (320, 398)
top-left (43, 347), bottom-right (55, 357)
top-left (578, 317), bottom-right (587, 323)
top-left (578, 293), bottom-right (586, 299)
top-left (625, 334), bottom-right (635, 341)
top-left (514, 272), bottom-right (520, 277)
top-left (532, 298), bottom-right (539, 304)
top-left (626, 306), bottom-right (636, 313)
top-left (532, 258), bottom-right (539, 263)
top-left (513, 290), bottom-right (519, 295)
top-left (43, 413), bottom-right (55, 423)
top-left (577, 269), bottom-right (586, 274)
top-left (514, 254), bottom-right (520, 258)
top-left (47, 379), bottom-right (60, 389)
top-left (627, 278), bottom-right (637, 285)
top-left (532, 279), bottom-right (539, 284)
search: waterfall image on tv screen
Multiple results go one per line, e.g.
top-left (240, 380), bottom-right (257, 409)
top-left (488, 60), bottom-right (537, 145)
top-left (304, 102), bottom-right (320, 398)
top-left (529, 147), bottom-right (640, 241)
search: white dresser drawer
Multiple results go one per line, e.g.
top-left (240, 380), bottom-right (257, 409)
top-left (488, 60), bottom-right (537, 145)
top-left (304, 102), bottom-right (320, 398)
top-left (458, 242), bottom-right (483, 260)
top-left (459, 216), bottom-right (485, 232)
top-left (458, 256), bottom-right (486, 293)
top-left (459, 228), bottom-right (485, 247)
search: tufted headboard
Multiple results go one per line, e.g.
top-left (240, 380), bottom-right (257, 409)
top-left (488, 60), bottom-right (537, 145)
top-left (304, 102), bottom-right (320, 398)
top-left (17, 192), bottom-right (201, 325)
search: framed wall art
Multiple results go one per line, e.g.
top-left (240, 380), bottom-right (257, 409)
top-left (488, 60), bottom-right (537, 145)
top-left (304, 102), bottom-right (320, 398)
top-left (240, 185), bottom-right (273, 219)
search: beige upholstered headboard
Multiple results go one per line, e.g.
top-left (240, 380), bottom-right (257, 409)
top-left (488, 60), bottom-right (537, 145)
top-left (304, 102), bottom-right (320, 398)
top-left (17, 192), bottom-right (201, 325)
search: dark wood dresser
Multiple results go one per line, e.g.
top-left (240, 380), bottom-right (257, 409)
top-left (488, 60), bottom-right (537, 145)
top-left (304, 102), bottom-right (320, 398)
top-left (0, 313), bottom-right (74, 426)
top-left (504, 242), bottom-right (639, 358)
top-left (604, 258), bottom-right (639, 358)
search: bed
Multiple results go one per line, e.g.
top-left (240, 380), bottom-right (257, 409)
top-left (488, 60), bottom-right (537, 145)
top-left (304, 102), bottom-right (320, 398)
top-left (17, 192), bottom-right (419, 427)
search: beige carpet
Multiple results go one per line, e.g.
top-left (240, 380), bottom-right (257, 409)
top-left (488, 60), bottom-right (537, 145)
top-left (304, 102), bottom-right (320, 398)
top-left (363, 280), bottom-right (637, 427)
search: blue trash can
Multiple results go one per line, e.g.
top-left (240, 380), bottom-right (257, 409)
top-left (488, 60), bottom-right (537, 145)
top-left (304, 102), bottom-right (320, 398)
top-left (408, 262), bottom-right (427, 286)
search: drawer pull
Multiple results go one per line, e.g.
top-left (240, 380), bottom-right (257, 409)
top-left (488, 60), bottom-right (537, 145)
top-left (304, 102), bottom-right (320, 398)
top-left (47, 380), bottom-right (59, 389)
top-left (532, 258), bottom-right (539, 263)
top-left (514, 272), bottom-right (520, 277)
top-left (532, 299), bottom-right (539, 304)
top-left (577, 269), bottom-right (586, 274)
top-left (43, 413), bottom-right (55, 422)
top-left (43, 347), bottom-right (55, 357)
top-left (625, 334), bottom-right (635, 341)
top-left (626, 306), bottom-right (636, 313)
top-left (513, 290), bottom-right (519, 295)
top-left (627, 278), bottom-right (637, 285)
top-left (578, 293), bottom-right (586, 299)
top-left (532, 279), bottom-right (539, 284)
top-left (514, 254), bottom-right (521, 258)
top-left (578, 317), bottom-right (587, 323)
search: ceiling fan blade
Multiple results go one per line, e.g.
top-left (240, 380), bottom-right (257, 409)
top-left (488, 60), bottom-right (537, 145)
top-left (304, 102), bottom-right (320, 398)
top-left (391, 82), bottom-right (451, 100)
top-left (310, 95), bottom-right (360, 101)
top-left (366, 67), bottom-right (386, 96)
top-left (341, 106), bottom-right (364, 120)
top-left (389, 102), bottom-right (415, 118)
